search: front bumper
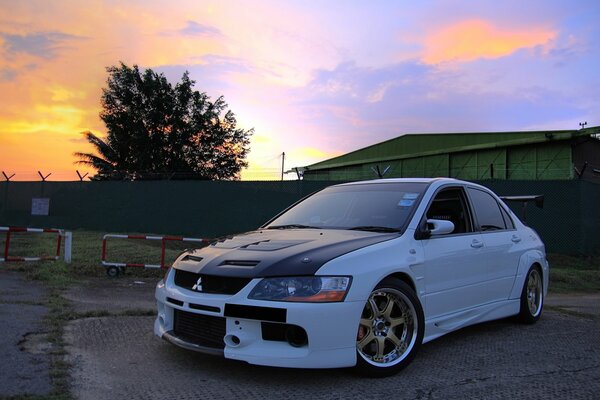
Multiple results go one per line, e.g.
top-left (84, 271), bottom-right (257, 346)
top-left (154, 273), bottom-right (364, 369)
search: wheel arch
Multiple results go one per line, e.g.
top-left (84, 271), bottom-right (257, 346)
top-left (381, 272), bottom-right (417, 293)
top-left (509, 250), bottom-right (549, 300)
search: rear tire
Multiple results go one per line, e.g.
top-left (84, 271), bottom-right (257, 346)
top-left (518, 265), bottom-right (543, 324)
top-left (355, 278), bottom-right (424, 377)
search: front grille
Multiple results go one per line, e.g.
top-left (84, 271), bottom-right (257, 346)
top-left (173, 309), bottom-right (226, 349)
top-left (174, 269), bottom-right (252, 295)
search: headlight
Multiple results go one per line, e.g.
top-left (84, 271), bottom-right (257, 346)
top-left (248, 276), bottom-right (351, 302)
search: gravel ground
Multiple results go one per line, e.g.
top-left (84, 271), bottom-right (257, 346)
top-left (64, 277), bottom-right (600, 400)
top-left (63, 277), bottom-right (157, 314)
top-left (64, 311), bottom-right (600, 400)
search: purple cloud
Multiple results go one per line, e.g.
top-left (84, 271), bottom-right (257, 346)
top-left (179, 21), bottom-right (222, 37)
top-left (285, 59), bottom-right (588, 154)
top-left (1, 31), bottom-right (84, 59)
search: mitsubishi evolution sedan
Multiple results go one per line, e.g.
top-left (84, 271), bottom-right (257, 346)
top-left (154, 178), bottom-right (548, 377)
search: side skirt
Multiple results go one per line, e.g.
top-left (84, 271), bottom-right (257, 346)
top-left (423, 299), bottom-right (520, 344)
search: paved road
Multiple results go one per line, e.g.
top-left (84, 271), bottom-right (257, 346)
top-left (0, 271), bottom-right (51, 397)
top-left (2, 273), bottom-right (599, 399)
top-left (64, 278), bottom-right (600, 400)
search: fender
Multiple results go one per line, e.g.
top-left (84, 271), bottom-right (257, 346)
top-left (316, 234), bottom-right (421, 303)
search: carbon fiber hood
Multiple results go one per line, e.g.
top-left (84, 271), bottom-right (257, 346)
top-left (173, 229), bottom-right (398, 278)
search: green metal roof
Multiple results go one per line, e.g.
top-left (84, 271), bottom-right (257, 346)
top-left (305, 127), bottom-right (599, 171)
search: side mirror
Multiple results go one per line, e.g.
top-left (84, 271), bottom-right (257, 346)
top-left (414, 218), bottom-right (431, 240)
top-left (428, 219), bottom-right (455, 236)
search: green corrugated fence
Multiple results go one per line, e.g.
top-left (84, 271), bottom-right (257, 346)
top-left (0, 179), bottom-right (598, 255)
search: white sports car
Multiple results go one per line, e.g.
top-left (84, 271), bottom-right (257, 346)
top-left (154, 178), bottom-right (548, 377)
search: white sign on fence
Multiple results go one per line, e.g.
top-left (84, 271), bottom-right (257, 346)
top-left (31, 198), bottom-right (50, 216)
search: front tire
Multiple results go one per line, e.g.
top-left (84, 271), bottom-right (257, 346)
top-left (519, 265), bottom-right (543, 324)
top-left (355, 278), bottom-right (424, 377)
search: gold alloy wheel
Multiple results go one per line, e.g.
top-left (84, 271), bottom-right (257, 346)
top-left (527, 269), bottom-right (543, 317)
top-left (356, 288), bottom-right (418, 367)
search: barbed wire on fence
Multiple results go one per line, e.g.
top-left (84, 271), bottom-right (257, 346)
top-left (3, 163), bottom-right (600, 182)
top-left (0, 168), bottom-right (301, 182)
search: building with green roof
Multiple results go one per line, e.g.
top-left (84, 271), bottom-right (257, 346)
top-left (302, 126), bottom-right (600, 181)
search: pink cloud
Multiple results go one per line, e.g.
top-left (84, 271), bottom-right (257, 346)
top-left (422, 20), bottom-right (556, 64)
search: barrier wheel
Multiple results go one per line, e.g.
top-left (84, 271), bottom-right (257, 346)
top-left (106, 266), bottom-right (120, 278)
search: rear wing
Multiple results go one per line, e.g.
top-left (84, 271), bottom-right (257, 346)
top-left (499, 195), bottom-right (544, 223)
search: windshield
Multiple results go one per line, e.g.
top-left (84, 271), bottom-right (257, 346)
top-left (265, 182), bottom-right (428, 232)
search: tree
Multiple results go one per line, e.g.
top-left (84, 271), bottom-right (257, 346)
top-left (75, 62), bottom-right (252, 180)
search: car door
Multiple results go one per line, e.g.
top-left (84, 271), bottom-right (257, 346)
top-left (466, 187), bottom-right (522, 302)
top-left (419, 186), bottom-right (489, 319)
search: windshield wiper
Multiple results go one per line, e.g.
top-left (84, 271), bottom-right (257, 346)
top-left (267, 224), bottom-right (320, 230)
top-left (348, 226), bottom-right (401, 233)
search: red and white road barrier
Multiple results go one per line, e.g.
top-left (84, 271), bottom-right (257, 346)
top-left (101, 234), bottom-right (210, 271)
top-left (0, 226), bottom-right (72, 263)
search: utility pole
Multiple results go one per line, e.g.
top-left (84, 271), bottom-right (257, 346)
top-left (281, 152), bottom-right (285, 181)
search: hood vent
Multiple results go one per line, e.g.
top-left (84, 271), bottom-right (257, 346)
top-left (241, 240), bottom-right (310, 251)
top-left (219, 260), bottom-right (260, 268)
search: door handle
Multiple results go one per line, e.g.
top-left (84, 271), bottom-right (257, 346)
top-left (471, 239), bottom-right (484, 248)
top-left (511, 235), bottom-right (522, 243)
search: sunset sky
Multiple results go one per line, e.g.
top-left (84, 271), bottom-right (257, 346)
top-left (0, 0), bottom-right (598, 181)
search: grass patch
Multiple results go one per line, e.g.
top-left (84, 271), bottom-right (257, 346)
top-left (2, 232), bottom-right (598, 293)
top-left (547, 253), bottom-right (600, 293)
top-left (70, 308), bottom-right (156, 320)
top-left (1, 229), bottom-right (202, 278)
top-left (545, 305), bottom-right (596, 320)
top-left (39, 276), bottom-right (73, 399)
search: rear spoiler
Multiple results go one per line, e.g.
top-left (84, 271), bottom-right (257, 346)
top-left (499, 195), bottom-right (544, 222)
top-left (499, 195), bottom-right (544, 209)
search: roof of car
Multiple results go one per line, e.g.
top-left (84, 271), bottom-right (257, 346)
top-left (336, 177), bottom-right (458, 186)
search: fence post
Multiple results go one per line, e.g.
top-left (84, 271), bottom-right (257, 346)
top-left (64, 231), bottom-right (72, 264)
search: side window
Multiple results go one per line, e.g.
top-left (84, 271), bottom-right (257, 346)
top-left (467, 188), bottom-right (507, 231)
top-left (426, 187), bottom-right (473, 234)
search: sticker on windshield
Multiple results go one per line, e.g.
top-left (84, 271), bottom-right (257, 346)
top-left (398, 199), bottom-right (415, 207)
top-left (403, 193), bottom-right (419, 200)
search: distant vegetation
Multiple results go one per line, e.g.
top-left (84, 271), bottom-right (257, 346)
top-left (75, 62), bottom-right (252, 180)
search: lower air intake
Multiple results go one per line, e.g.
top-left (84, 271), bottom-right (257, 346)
top-left (173, 309), bottom-right (226, 349)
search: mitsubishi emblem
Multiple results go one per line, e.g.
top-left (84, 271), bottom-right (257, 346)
top-left (192, 276), bottom-right (203, 292)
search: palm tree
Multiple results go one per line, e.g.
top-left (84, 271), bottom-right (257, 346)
top-left (74, 131), bottom-right (127, 180)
